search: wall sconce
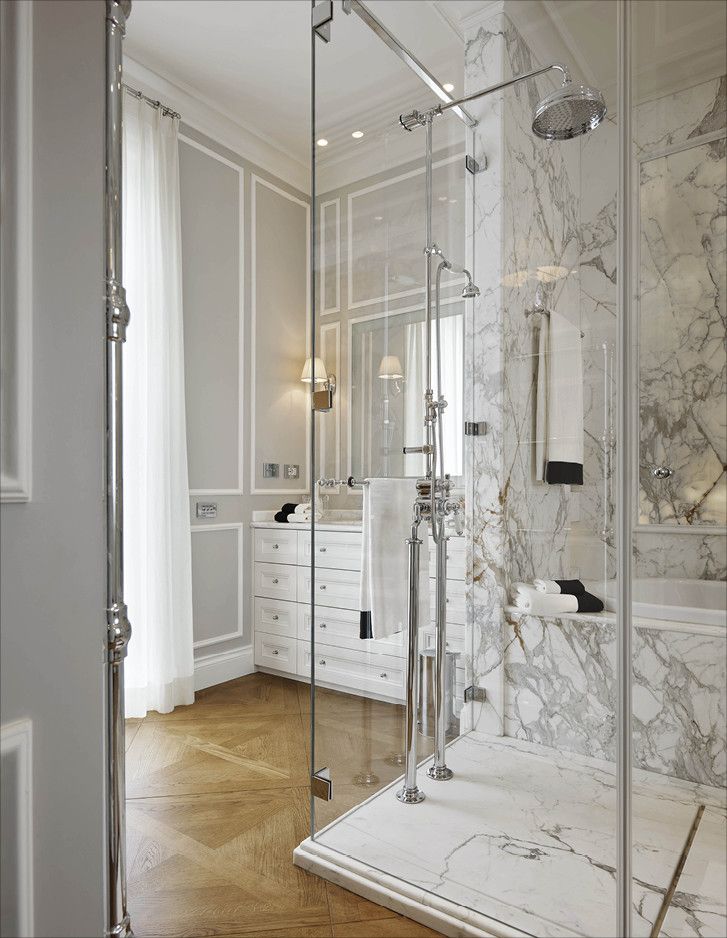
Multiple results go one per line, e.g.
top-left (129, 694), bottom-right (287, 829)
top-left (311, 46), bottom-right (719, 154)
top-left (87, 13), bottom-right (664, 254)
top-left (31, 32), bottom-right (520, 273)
top-left (378, 355), bottom-right (404, 380)
top-left (301, 356), bottom-right (336, 412)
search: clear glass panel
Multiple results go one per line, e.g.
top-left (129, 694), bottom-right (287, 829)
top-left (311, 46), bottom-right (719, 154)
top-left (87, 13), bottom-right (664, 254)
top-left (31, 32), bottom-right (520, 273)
top-left (631, 3), bottom-right (727, 935)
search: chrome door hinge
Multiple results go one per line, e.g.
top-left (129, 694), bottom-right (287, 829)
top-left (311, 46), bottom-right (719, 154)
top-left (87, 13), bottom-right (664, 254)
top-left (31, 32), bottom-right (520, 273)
top-left (464, 421), bottom-right (487, 436)
top-left (312, 767), bottom-right (333, 801)
top-left (312, 0), bottom-right (333, 42)
top-left (464, 685), bottom-right (487, 704)
top-left (465, 155), bottom-right (486, 174)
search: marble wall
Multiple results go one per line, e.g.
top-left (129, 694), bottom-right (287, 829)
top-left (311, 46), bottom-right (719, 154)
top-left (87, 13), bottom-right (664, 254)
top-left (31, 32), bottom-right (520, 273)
top-left (463, 3), bottom-right (726, 787)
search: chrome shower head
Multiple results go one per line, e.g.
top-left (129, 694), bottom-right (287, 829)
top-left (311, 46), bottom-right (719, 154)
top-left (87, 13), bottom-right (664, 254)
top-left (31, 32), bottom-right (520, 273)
top-left (532, 81), bottom-right (606, 140)
top-left (461, 279), bottom-right (480, 299)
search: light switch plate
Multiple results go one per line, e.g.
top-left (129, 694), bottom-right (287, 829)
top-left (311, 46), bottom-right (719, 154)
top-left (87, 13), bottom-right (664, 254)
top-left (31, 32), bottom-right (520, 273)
top-left (284, 464), bottom-right (300, 479)
top-left (263, 463), bottom-right (279, 478)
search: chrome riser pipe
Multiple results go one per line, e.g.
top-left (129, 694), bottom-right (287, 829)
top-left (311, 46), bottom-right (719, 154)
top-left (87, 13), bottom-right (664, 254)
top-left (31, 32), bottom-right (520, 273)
top-left (396, 518), bottom-right (425, 804)
top-left (428, 537), bottom-right (453, 780)
top-left (105, 2), bottom-right (133, 936)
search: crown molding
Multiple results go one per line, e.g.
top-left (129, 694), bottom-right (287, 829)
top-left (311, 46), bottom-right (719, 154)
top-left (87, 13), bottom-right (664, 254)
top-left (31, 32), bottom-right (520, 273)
top-left (123, 57), bottom-right (309, 193)
top-left (460, 0), bottom-right (507, 35)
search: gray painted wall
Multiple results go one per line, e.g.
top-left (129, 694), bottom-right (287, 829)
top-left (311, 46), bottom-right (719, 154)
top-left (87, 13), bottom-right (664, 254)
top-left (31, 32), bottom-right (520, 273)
top-left (177, 124), bottom-right (309, 658)
top-left (0, 2), bottom-right (107, 934)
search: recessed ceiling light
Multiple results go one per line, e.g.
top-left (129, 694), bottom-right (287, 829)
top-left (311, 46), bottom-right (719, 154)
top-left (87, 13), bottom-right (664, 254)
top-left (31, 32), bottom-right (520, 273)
top-left (374, 215), bottom-right (383, 221)
top-left (448, 198), bottom-right (457, 204)
top-left (317, 138), bottom-right (329, 147)
top-left (351, 130), bottom-right (364, 139)
top-left (437, 196), bottom-right (448, 202)
top-left (443, 82), bottom-right (455, 93)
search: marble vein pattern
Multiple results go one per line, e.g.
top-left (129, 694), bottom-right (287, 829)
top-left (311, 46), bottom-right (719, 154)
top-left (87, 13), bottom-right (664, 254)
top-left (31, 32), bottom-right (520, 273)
top-left (314, 733), bottom-right (726, 938)
top-left (638, 135), bottom-right (726, 526)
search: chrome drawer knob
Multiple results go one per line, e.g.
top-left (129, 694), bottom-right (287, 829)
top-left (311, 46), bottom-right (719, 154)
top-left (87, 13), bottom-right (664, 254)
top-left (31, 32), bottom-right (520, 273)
top-left (380, 672), bottom-right (388, 679)
top-left (272, 578), bottom-right (279, 584)
top-left (319, 584), bottom-right (327, 590)
top-left (273, 544), bottom-right (279, 550)
top-left (272, 614), bottom-right (279, 621)
top-left (272, 649), bottom-right (279, 656)
top-left (320, 623), bottom-right (327, 629)
top-left (319, 547), bottom-right (327, 553)
top-left (319, 659), bottom-right (326, 666)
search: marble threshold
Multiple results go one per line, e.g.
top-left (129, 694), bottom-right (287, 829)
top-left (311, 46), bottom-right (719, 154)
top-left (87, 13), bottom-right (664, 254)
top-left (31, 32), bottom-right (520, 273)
top-left (295, 733), bottom-right (726, 938)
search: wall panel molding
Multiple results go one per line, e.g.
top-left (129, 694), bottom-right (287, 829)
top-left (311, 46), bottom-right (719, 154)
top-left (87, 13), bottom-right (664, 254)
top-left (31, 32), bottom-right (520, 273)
top-left (179, 133), bottom-right (245, 495)
top-left (320, 198), bottom-right (341, 316)
top-left (190, 522), bottom-right (244, 649)
top-left (0, 0), bottom-right (33, 503)
top-left (250, 174), bottom-right (311, 495)
top-left (0, 718), bottom-right (34, 938)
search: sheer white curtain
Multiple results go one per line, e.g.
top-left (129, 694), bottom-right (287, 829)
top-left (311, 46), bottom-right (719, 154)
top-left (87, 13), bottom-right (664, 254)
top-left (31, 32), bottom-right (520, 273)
top-left (404, 315), bottom-right (464, 478)
top-left (122, 96), bottom-right (194, 718)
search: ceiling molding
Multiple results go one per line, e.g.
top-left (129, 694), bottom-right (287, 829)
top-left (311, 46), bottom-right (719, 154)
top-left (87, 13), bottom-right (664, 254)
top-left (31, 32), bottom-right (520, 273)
top-left (460, 0), bottom-right (507, 35)
top-left (428, 1), bottom-right (465, 42)
top-left (123, 56), bottom-right (309, 193)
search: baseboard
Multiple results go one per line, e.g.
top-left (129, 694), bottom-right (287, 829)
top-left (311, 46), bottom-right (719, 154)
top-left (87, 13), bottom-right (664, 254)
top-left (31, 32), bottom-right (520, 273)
top-left (194, 644), bottom-right (254, 691)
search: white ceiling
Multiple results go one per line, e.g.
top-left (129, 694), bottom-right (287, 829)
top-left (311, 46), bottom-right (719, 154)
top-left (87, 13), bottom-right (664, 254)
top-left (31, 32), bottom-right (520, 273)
top-left (125, 0), bottom-right (726, 184)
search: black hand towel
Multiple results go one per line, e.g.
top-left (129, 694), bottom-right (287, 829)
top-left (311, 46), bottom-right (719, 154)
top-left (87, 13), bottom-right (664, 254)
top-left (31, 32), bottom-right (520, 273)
top-left (555, 579), bottom-right (586, 595)
top-left (273, 510), bottom-right (289, 523)
top-left (576, 592), bottom-right (604, 613)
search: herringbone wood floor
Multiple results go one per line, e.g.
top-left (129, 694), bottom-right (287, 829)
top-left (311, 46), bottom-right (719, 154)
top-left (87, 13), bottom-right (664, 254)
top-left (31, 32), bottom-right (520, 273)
top-left (126, 672), bottom-right (442, 937)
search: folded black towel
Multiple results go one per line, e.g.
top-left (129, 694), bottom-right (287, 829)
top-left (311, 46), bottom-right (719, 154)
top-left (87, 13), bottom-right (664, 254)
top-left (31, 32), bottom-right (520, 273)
top-left (576, 592), bottom-right (604, 613)
top-left (273, 510), bottom-right (289, 523)
top-left (555, 579), bottom-right (586, 595)
top-left (281, 503), bottom-right (297, 514)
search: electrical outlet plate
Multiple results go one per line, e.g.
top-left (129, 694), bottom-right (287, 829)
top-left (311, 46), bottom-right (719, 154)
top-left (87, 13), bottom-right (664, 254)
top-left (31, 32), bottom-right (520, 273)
top-left (196, 502), bottom-right (217, 519)
top-left (263, 463), bottom-right (279, 479)
top-left (284, 464), bottom-right (300, 479)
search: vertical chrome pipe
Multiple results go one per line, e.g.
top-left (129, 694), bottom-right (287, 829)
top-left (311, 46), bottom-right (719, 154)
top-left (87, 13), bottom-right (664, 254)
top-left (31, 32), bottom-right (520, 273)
top-left (424, 116), bottom-right (435, 487)
top-left (105, 2), bottom-right (133, 936)
top-left (616, 1), bottom-right (633, 934)
top-left (396, 516), bottom-right (425, 804)
top-left (428, 536), bottom-right (453, 780)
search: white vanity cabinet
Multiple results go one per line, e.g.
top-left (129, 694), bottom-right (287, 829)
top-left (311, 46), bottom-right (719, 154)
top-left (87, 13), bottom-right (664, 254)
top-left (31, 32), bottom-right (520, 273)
top-left (252, 521), bottom-right (466, 704)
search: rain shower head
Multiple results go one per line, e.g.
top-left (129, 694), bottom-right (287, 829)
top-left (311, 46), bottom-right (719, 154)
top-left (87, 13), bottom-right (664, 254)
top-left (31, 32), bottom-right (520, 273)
top-left (531, 82), bottom-right (606, 140)
top-left (462, 280), bottom-right (480, 299)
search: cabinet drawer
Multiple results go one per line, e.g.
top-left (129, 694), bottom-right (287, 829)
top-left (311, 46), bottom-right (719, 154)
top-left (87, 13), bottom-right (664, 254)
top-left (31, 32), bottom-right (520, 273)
top-left (429, 578), bottom-right (466, 624)
top-left (254, 631), bottom-right (297, 671)
top-left (254, 597), bottom-right (297, 638)
top-left (298, 529), bottom-right (362, 570)
top-left (254, 527), bottom-right (298, 564)
top-left (297, 566), bottom-right (360, 610)
top-left (297, 604), bottom-right (406, 657)
top-left (429, 537), bottom-right (466, 581)
top-left (255, 562), bottom-right (297, 602)
top-left (298, 642), bottom-right (405, 699)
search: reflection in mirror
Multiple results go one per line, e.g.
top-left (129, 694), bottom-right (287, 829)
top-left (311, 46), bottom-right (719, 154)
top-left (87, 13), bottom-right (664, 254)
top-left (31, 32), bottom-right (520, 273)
top-left (350, 303), bottom-right (464, 480)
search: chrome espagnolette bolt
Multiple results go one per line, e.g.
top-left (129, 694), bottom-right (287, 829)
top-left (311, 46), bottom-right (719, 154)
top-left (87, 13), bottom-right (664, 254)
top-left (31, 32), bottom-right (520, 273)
top-left (651, 466), bottom-right (674, 479)
top-left (403, 445), bottom-right (433, 455)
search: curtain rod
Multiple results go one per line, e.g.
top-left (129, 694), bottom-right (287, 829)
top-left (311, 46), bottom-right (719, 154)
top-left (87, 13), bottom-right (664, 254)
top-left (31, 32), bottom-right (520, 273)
top-left (122, 83), bottom-right (181, 121)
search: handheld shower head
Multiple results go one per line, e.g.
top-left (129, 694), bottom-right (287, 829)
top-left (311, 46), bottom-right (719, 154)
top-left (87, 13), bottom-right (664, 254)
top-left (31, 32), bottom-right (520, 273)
top-left (532, 81), bottom-right (606, 140)
top-left (462, 280), bottom-right (480, 299)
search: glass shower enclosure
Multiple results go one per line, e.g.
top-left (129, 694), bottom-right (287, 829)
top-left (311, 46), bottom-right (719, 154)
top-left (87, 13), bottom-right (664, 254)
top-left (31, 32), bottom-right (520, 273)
top-left (296, 3), bottom-right (727, 937)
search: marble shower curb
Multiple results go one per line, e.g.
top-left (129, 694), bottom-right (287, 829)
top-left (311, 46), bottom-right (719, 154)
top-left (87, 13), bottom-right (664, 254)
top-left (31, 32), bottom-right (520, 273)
top-left (293, 837), bottom-right (532, 938)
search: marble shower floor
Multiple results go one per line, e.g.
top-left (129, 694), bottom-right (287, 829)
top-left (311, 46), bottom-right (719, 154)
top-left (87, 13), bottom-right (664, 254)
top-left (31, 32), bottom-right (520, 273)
top-left (314, 734), bottom-right (726, 938)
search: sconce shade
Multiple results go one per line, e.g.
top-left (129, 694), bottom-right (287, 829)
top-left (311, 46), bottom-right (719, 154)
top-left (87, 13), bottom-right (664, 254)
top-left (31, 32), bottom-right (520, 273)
top-left (301, 356), bottom-right (328, 383)
top-left (378, 355), bottom-right (404, 380)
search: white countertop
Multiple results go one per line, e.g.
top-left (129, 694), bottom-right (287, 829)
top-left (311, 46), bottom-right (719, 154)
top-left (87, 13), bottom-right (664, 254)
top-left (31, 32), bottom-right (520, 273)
top-left (251, 509), bottom-right (362, 532)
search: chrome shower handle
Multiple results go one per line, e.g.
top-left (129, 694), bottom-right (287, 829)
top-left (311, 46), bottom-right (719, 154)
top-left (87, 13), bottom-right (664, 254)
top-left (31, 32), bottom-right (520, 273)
top-left (651, 466), bottom-right (674, 479)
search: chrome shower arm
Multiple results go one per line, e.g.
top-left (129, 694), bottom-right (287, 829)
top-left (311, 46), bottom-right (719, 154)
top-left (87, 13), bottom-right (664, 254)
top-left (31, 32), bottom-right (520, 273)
top-left (435, 63), bottom-right (570, 116)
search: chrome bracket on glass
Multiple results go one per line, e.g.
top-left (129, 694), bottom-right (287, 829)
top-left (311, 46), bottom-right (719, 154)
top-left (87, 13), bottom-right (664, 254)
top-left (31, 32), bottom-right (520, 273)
top-left (312, 0), bottom-right (333, 42)
top-left (312, 767), bottom-right (333, 801)
top-left (464, 685), bottom-right (487, 704)
top-left (465, 154), bottom-right (486, 174)
top-left (464, 421), bottom-right (487, 436)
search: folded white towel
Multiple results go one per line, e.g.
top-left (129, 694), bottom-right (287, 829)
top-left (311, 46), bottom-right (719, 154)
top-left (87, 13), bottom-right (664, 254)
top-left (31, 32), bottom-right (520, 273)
top-left (511, 582), bottom-right (541, 601)
top-left (512, 592), bottom-right (579, 614)
top-left (534, 579), bottom-right (560, 594)
top-left (360, 478), bottom-right (429, 640)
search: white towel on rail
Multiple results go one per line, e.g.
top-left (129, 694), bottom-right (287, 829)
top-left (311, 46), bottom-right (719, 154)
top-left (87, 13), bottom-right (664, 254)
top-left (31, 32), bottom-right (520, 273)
top-left (535, 310), bottom-right (584, 485)
top-left (359, 478), bottom-right (429, 640)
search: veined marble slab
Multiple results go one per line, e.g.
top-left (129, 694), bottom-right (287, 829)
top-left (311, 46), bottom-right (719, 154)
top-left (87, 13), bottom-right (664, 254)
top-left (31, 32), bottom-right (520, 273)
top-left (311, 733), bottom-right (726, 938)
